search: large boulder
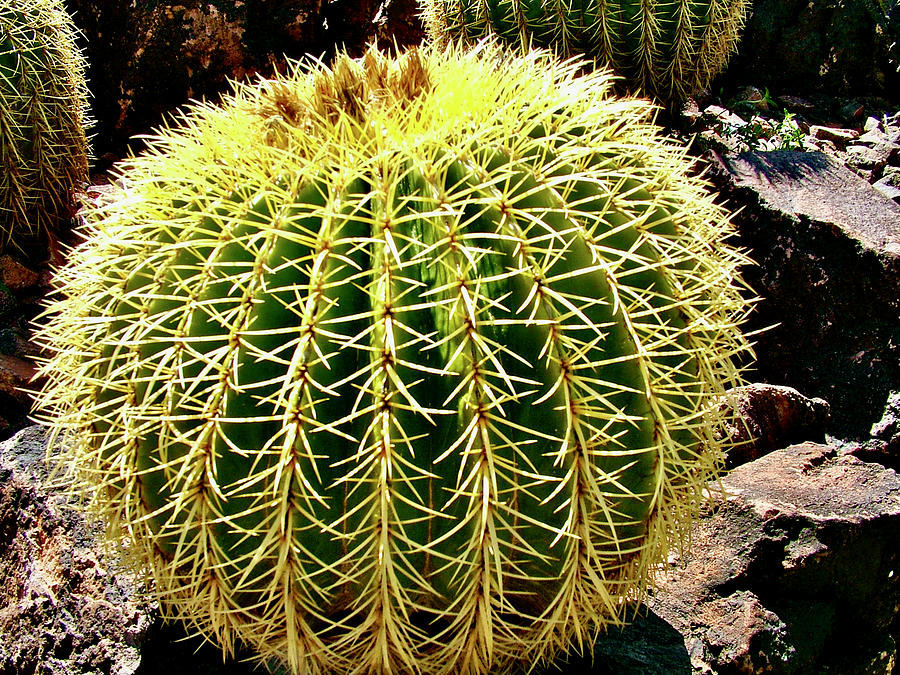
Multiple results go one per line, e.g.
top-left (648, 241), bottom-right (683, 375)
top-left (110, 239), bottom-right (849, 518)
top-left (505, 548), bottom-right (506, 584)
top-left (581, 442), bottom-right (900, 674)
top-left (708, 150), bottom-right (900, 440)
top-left (722, 0), bottom-right (900, 102)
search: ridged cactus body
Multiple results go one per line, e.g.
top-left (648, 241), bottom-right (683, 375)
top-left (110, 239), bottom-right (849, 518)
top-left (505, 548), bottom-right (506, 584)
top-left (421, 0), bottom-right (751, 102)
top-left (36, 45), bottom-right (751, 675)
top-left (0, 0), bottom-right (90, 254)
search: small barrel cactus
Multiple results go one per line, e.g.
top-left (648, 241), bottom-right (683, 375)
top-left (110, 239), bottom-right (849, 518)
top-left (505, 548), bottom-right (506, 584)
top-left (420, 0), bottom-right (751, 103)
top-left (0, 0), bottom-right (90, 255)
top-left (35, 44), bottom-right (752, 675)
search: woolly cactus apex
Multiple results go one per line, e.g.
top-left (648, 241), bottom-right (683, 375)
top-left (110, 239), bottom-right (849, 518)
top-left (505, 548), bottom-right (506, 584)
top-left (34, 43), bottom-right (753, 675)
top-left (420, 0), bottom-right (751, 103)
top-left (0, 0), bottom-right (90, 256)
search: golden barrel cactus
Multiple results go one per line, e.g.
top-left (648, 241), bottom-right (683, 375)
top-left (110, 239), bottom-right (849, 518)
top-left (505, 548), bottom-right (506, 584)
top-left (421, 0), bottom-right (751, 103)
top-left (0, 0), bottom-right (90, 255)
top-left (35, 44), bottom-right (752, 675)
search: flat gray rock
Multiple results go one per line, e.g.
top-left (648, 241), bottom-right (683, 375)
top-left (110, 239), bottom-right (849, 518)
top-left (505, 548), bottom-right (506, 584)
top-left (710, 150), bottom-right (900, 440)
top-left (717, 151), bottom-right (900, 254)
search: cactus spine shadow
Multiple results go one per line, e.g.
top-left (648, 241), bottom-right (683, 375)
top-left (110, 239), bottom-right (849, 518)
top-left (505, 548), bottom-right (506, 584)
top-left (34, 44), bottom-right (753, 675)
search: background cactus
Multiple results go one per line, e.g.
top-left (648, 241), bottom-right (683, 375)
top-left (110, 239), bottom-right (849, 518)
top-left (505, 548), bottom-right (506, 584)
top-left (0, 0), bottom-right (90, 256)
top-left (420, 0), bottom-right (751, 103)
top-left (35, 43), bottom-right (752, 675)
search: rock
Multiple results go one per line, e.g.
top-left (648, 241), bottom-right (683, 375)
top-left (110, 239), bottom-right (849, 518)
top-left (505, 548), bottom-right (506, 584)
top-left (846, 143), bottom-right (895, 174)
top-left (843, 144), bottom-right (894, 181)
top-left (0, 426), bottom-right (154, 675)
top-left (871, 391), bottom-right (900, 456)
top-left (0, 256), bottom-right (40, 292)
top-left (835, 391), bottom-right (900, 469)
top-left (538, 608), bottom-right (693, 674)
top-left (708, 150), bottom-right (900, 439)
top-left (0, 353), bottom-right (36, 440)
top-left (809, 125), bottom-right (859, 146)
top-left (874, 179), bottom-right (900, 202)
top-left (838, 100), bottom-right (866, 123)
top-left (864, 116), bottom-right (884, 133)
top-left (721, 0), bottom-right (900, 101)
top-left (0, 353), bottom-right (35, 406)
top-left (66, 0), bottom-right (323, 163)
top-left (646, 442), bottom-right (900, 674)
top-left (734, 86), bottom-right (771, 111)
top-left (373, 0), bottom-right (424, 48)
top-left (857, 127), bottom-right (893, 146)
top-left (874, 168), bottom-right (900, 203)
top-left (703, 105), bottom-right (748, 127)
top-left (889, 126), bottom-right (900, 146)
top-left (776, 95), bottom-right (815, 114)
top-left (718, 384), bottom-right (830, 468)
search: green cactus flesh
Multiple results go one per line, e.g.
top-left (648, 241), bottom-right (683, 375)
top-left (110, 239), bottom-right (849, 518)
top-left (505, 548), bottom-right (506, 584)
top-left (0, 0), bottom-right (90, 254)
top-left (421, 0), bottom-right (751, 103)
top-left (35, 44), bottom-right (752, 675)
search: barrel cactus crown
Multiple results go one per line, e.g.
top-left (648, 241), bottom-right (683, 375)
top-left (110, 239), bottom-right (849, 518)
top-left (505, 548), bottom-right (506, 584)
top-left (421, 0), bottom-right (751, 103)
top-left (0, 0), bottom-right (90, 255)
top-left (35, 44), bottom-right (752, 675)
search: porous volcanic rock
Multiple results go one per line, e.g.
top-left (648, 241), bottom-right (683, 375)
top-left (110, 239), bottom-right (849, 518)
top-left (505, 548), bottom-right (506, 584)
top-left (0, 426), bottom-right (154, 674)
top-left (709, 150), bottom-right (900, 440)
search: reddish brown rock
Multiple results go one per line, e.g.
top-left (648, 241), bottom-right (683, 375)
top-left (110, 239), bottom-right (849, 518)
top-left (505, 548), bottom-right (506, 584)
top-left (0, 354), bottom-right (34, 406)
top-left (718, 384), bottom-right (830, 468)
top-left (0, 256), bottom-right (40, 293)
top-left (647, 442), bottom-right (900, 674)
top-left (810, 125), bottom-right (859, 145)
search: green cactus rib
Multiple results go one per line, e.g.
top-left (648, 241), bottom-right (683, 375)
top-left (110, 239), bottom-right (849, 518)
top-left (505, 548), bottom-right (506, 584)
top-left (0, 0), bottom-right (90, 254)
top-left (420, 0), bottom-right (751, 102)
top-left (35, 44), bottom-right (752, 675)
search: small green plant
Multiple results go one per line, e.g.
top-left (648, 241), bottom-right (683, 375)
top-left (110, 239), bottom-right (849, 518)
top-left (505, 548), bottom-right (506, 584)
top-left (0, 0), bottom-right (90, 256)
top-left (772, 112), bottom-right (807, 150)
top-left (35, 44), bottom-right (753, 675)
top-left (420, 0), bottom-right (752, 104)
top-left (706, 106), bottom-right (807, 153)
top-left (730, 86), bottom-right (777, 115)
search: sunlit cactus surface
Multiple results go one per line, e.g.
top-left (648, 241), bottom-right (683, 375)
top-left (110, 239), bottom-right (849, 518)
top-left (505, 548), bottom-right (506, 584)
top-left (421, 0), bottom-right (751, 103)
top-left (0, 0), bottom-right (90, 254)
top-left (35, 43), bottom-right (753, 675)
